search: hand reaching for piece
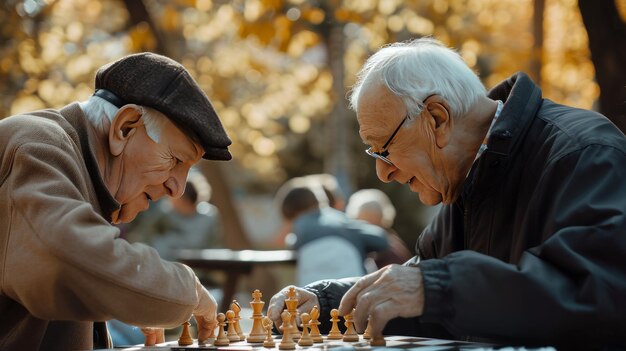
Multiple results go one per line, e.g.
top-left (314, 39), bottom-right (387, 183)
top-left (141, 327), bottom-right (164, 346)
top-left (338, 264), bottom-right (425, 339)
top-left (193, 280), bottom-right (217, 342)
top-left (266, 285), bottom-right (319, 331)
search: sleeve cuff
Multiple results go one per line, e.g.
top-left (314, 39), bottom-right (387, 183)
top-left (418, 259), bottom-right (453, 324)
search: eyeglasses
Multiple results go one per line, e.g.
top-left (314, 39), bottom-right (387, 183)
top-left (365, 114), bottom-right (409, 166)
top-left (365, 95), bottom-right (434, 166)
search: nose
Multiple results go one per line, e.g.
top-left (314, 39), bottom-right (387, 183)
top-left (375, 159), bottom-right (396, 183)
top-left (164, 166), bottom-right (189, 198)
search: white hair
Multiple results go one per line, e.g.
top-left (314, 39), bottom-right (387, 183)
top-left (349, 37), bottom-right (486, 121)
top-left (79, 95), bottom-right (168, 142)
top-left (346, 189), bottom-right (396, 228)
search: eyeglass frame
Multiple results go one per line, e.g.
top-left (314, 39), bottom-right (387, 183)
top-left (365, 95), bottom-right (433, 166)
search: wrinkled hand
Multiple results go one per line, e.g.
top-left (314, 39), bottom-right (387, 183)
top-left (338, 264), bottom-right (424, 339)
top-left (193, 282), bottom-right (218, 342)
top-left (141, 327), bottom-right (164, 346)
top-left (266, 285), bottom-right (319, 331)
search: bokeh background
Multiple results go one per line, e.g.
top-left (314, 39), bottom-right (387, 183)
top-left (1, 0), bottom-right (625, 259)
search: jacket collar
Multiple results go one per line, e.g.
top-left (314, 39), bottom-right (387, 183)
top-left (463, 72), bottom-right (544, 199)
top-left (486, 72), bottom-right (543, 158)
top-left (60, 103), bottom-right (120, 223)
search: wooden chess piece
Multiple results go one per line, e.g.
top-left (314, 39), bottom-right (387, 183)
top-left (262, 316), bottom-right (276, 348)
top-left (178, 320), bottom-right (194, 346)
top-left (327, 308), bottom-right (342, 340)
top-left (342, 311), bottom-right (359, 342)
top-left (214, 313), bottom-right (230, 346)
top-left (226, 310), bottom-right (240, 342)
top-left (285, 287), bottom-right (301, 341)
top-left (363, 316), bottom-right (372, 340)
top-left (309, 305), bottom-right (323, 343)
top-left (231, 300), bottom-right (245, 339)
top-left (279, 311), bottom-right (296, 350)
top-left (298, 313), bottom-right (313, 346)
top-left (370, 335), bottom-right (386, 347)
top-left (247, 289), bottom-right (266, 343)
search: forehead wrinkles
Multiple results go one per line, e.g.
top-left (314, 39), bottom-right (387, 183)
top-left (358, 89), bottom-right (405, 146)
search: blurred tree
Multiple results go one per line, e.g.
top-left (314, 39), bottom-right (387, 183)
top-left (579, 0), bottom-right (626, 132)
top-left (1, 0), bottom-right (623, 251)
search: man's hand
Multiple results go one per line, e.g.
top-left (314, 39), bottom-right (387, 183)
top-left (266, 285), bottom-right (319, 330)
top-left (141, 327), bottom-right (164, 346)
top-left (193, 281), bottom-right (217, 342)
top-left (338, 265), bottom-right (424, 338)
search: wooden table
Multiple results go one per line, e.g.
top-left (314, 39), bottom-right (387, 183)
top-left (175, 249), bottom-right (297, 312)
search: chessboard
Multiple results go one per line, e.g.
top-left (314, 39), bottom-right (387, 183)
top-left (104, 288), bottom-right (494, 351)
top-left (118, 335), bottom-right (494, 351)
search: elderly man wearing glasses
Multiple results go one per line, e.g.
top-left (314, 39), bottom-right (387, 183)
top-left (267, 38), bottom-right (626, 349)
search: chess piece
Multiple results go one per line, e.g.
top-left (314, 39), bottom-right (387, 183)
top-left (342, 311), bottom-right (359, 342)
top-left (279, 311), bottom-right (296, 350)
top-left (363, 316), bottom-right (372, 340)
top-left (262, 316), bottom-right (276, 348)
top-left (247, 289), bottom-right (266, 343)
top-left (214, 313), bottom-right (230, 346)
top-left (298, 313), bottom-right (313, 346)
top-left (370, 335), bottom-right (386, 347)
top-left (309, 305), bottom-right (323, 343)
top-left (226, 310), bottom-right (240, 342)
top-left (285, 287), bottom-right (301, 341)
top-left (231, 300), bottom-right (245, 339)
top-left (327, 308), bottom-right (342, 340)
top-left (178, 320), bottom-right (194, 346)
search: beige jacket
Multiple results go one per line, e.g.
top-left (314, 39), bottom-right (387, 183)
top-left (0, 104), bottom-right (202, 350)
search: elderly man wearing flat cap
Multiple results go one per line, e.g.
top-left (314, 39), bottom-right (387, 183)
top-left (0, 53), bottom-right (230, 349)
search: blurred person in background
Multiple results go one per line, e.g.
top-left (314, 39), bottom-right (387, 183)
top-left (345, 189), bottom-right (412, 269)
top-left (275, 177), bottom-right (389, 285)
top-left (125, 170), bottom-right (223, 261)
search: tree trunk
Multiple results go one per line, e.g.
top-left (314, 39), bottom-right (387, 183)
top-left (531, 0), bottom-right (545, 85)
top-left (578, 0), bottom-right (626, 133)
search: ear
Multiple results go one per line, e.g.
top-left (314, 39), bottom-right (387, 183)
top-left (423, 96), bottom-right (452, 148)
top-left (109, 105), bottom-right (144, 156)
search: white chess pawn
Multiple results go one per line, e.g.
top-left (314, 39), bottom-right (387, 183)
top-left (298, 313), bottom-right (313, 346)
top-left (214, 313), bottom-right (230, 346)
top-left (279, 311), bottom-right (296, 350)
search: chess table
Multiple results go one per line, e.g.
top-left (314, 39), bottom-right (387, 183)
top-left (175, 249), bottom-right (297, 312)
top-left (105, 335), bottom-right (496, 351)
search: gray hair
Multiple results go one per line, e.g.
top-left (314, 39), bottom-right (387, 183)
top-left (79, 95), bottom-right (168, 142)
top-left (349, 37), bottom-right (486, 121)
top-left (345, 189), bottom-right (396, 228)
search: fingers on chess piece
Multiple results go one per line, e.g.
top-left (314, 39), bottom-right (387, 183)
top-left (226, 310), bottom-right (241, 342)
top-left (279, 311), bottom-right (296, 350)
top-left (327, 308), bottom-right (342, 340)
top-left (342, 311), bottom-right (359, 342)
top-left (178, 320), bottom-right (194, 346)
top-left (262, 316), bottom-right (276, 348)
top-left (363, 316), bottom-right (372, 340)
top-left (370, 335), bottom-right (386, 346)
top-left (214, 313), bottom-right (230, 346)
top-left (298, 313), bottom-right (314, 346)
top-left (309, 305), bottom-right (323, 343)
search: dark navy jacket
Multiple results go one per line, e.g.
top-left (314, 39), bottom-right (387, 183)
top-left (305, 73), bottom-right (626, 348)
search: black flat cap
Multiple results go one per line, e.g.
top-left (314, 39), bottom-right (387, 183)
top-left (94, 52), bottom-right (232, 160)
